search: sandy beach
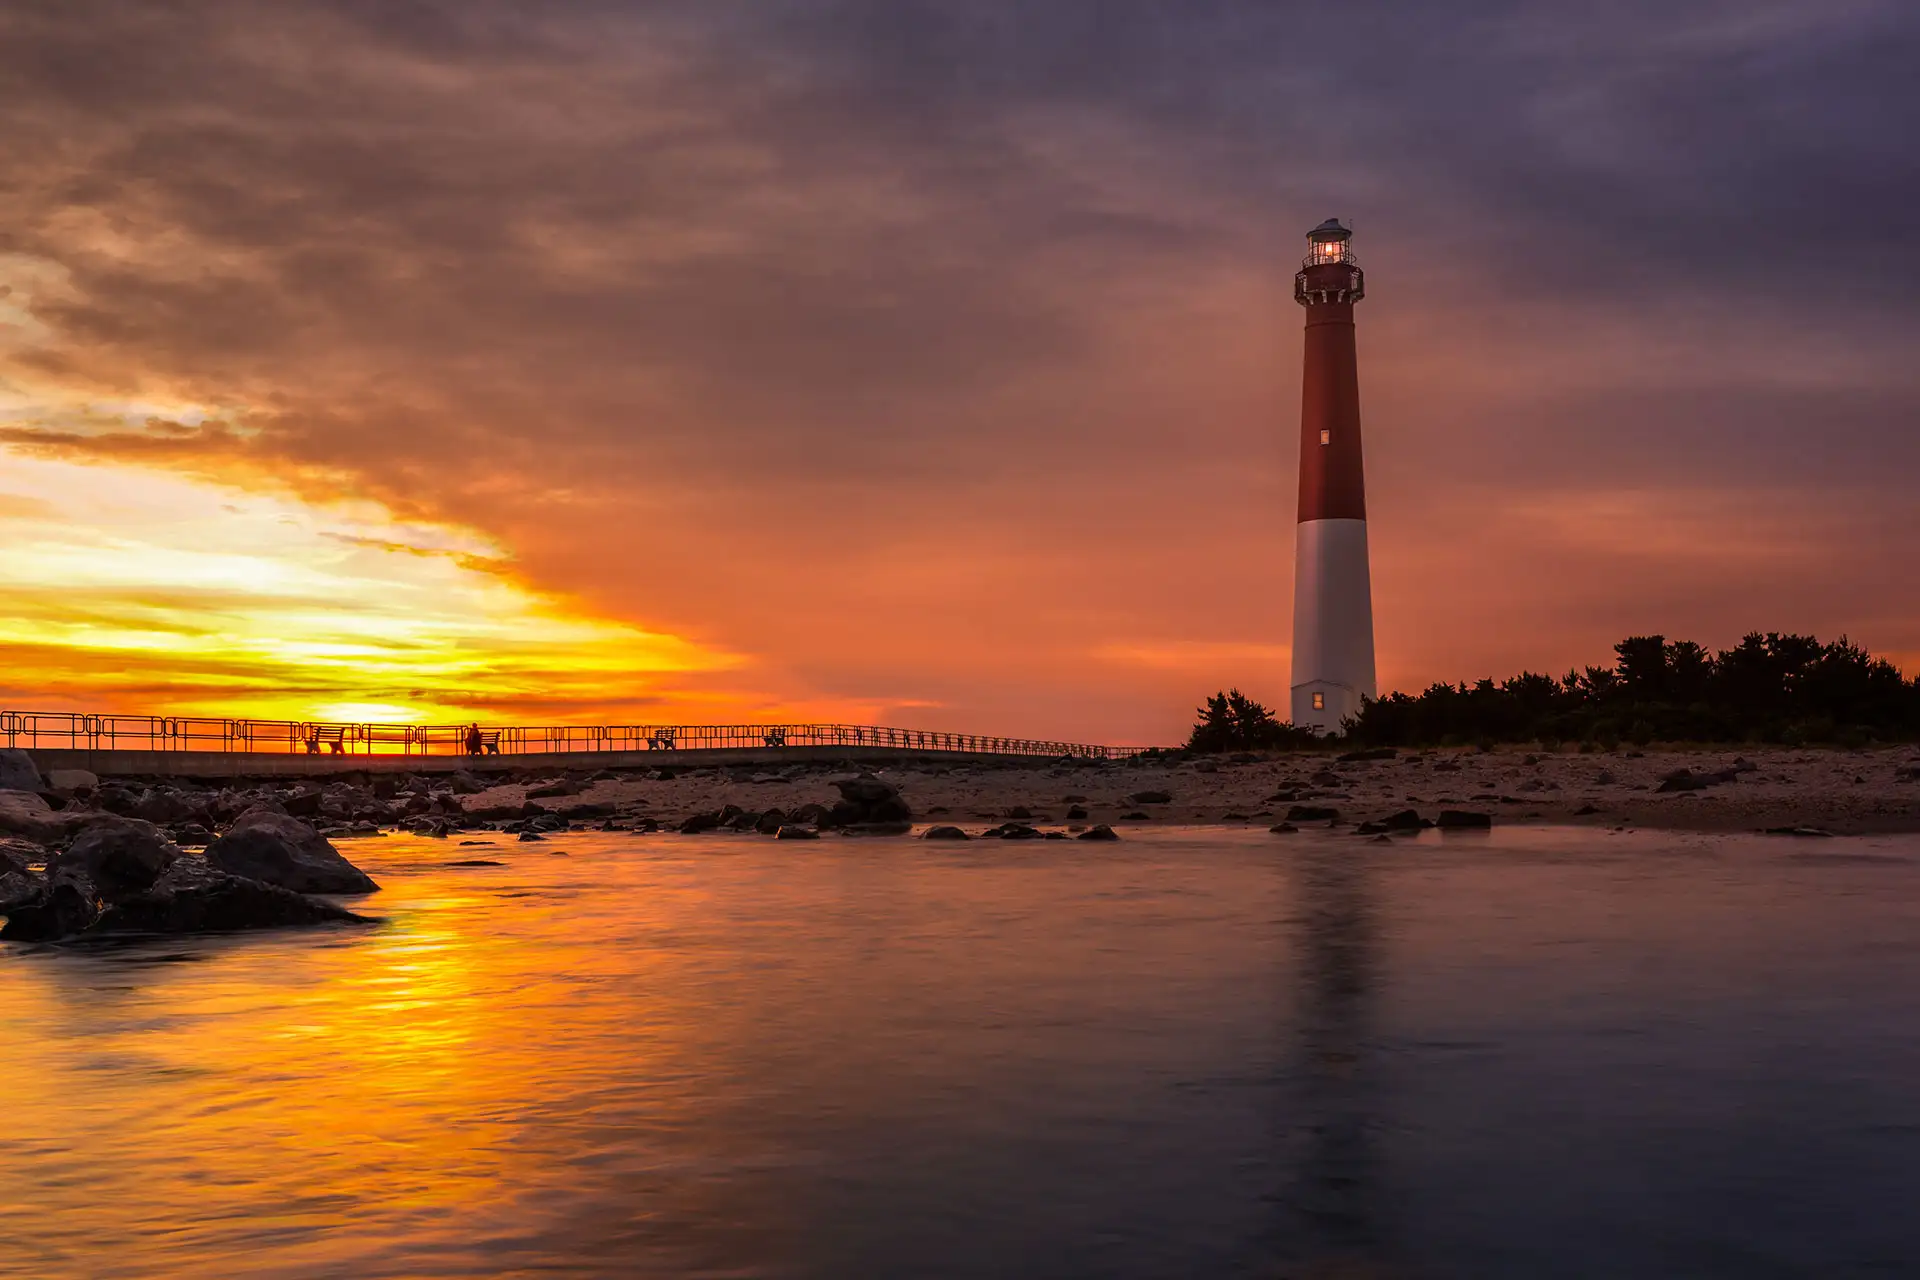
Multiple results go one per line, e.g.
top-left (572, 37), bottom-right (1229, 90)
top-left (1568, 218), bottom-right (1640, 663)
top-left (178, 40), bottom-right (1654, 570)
top-left (457, 745), bottom-right (1920, 837)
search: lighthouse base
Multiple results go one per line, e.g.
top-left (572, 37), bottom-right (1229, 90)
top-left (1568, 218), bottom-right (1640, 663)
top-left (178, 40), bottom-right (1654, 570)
top-left (1289, 517), bottom-right (1377, 735)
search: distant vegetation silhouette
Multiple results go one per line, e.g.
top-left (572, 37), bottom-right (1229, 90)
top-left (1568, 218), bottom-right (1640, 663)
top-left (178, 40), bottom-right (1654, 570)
top-left (1185, 689), bottom-right (1323, 752)
top-left (1190, 634), bottom-right (1920, 751)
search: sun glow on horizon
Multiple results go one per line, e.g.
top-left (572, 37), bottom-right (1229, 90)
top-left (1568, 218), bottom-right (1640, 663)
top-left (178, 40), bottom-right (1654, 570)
top-left (0, 446), bottom-right (749, 723)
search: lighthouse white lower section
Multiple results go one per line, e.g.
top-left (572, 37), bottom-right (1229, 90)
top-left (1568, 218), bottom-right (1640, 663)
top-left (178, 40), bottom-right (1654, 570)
top-left (1290, 517), bottom-right (1377, 735)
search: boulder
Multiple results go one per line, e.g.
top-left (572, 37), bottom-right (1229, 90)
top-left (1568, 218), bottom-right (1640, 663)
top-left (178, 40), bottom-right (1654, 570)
top-left (1065, 805), bottom-right (1090, 820)
top-left (53, 816), bottom-right (180, 901)
top-left (0, 836), bottom-right (43, 876)
top-left (774, 825), bottom-right (821, 840)
top-left (1268, 822), bottom-right (1299, 834)
top-left (1436, 810), bottom-right (1493, 829)
top-left (1285, 805), bottom-right (1340, 823)
top-left (1127, 790), bottom-right (1172, 805)
top-left (0, 790), bottom-right (67, 844)
top-left (833, 775), bottom-right (899, 806)
top-left (1656, 770), bottom-right (1709, 793)
top-left (1076, 825), bottom-right (1120, 841)
top-left (280, 789), bottom-right (324, 819)
top-left (0, 868), bottom-right (100, 941)
top-left (828, 775), bottom-right (913, 827)
top-left (679, 812), bottom-right (725, 834)
top-left (88, 856), bottom-right (372, 936)
top-left (132, 788), bottom-right (209, 824)
top-left (922, 825), bottom-right (971, 840)
top-left (526, 780), bottom-right (579, 799)
top-left (980, 822), bottom-right (1044, 840)
top-left (0, 749), bottom-right (43, 793)
top-left (206, 807), bottom-right (379, 894)
top-left (45, 768), bottom-right (98, 792)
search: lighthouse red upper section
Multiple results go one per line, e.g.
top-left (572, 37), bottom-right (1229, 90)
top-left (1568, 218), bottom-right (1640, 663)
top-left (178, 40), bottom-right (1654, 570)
top-left (1295, 221), bottom-right (1368, 524)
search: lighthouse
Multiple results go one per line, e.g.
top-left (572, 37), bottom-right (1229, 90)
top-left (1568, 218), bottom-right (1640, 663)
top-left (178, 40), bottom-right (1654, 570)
top-left (1290, 218), bottom-right (1376, 734)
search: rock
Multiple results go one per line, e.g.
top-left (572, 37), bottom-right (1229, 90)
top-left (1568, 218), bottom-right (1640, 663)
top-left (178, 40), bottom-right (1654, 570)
top-left (1285, 805), bottom-right (1340, 823)
top-left (1120, 811), bottom-right (1151, 821)
top-left (1310, 770), bottom-right (1344, 788)
top-left (518, 831), bottom-right (546, 841)
top-left (1062, 795), bottom-right (1088, 803)
top-left (54, 816), bottom-right (180, 901)
top-left (1436, 810), bottom-right (1493, 829)
top-left (205, 807), bottom-right (379, 894)
top-left (1065, 805), bottom-right (1090, 820)
top-left (679, 812), bottom-right (725, 834)
top-left (1339, 748), bottom-right (1396, 762)
top-left (1268, 823), bottom-right (1299, 834)
top-left (1127, 790), bottom-right (1172, 805)
top-left (1368, 833), bottom-right (1394, 844)
top-left (1656, 770), bottom-right (1709, 793)
top-left (755, 809), bottom-right (788, 835)
top-left (0, 867), bottom-right (43, 913)
top-left (0, 869), bottom-right (100, 940)
top-left (0, 750), bottom-right (43, 793)
top-left (829, 775), bottom-right (912, 827)
top-left (45, 768), bottom-right (98, 792)
top-left (922, 825), bottom-right (971, 840)
top-left (774, 825), bottom-right (821, 840)
top-left (0, 836), bottom-right (44, 876)
top-left (0, 790), bottom-right (67, 844)
top-left (1594, 769), bottom-right (1617, 785)
top-left (1076, 825), bottom-right (1120, 841)
top-left (280, 790), bottom-right (324, 819)
top-left (526, 780), bottom-right (579, 799)
top-left (980, 822), bottom-right (1044, 840)
top-left (1375, 809), bottom-right (1427, 832)
top-left (1005, 806), bottom-right (1034, 820)
top-left (833, 775), bottom-right (900, 805)
top-left (1574, 804), bottom-right (1601, 816)
top-left (548, 800), bottom-right (615, 820)
top-left (88, 856), bottom-right (372, 936)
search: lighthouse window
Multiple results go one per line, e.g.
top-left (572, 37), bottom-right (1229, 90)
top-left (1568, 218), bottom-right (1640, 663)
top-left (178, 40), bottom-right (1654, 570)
top-left (1312, 692), bottom-right (1325, 711)
top-left (1319, 429), bottom-right (1331, 446)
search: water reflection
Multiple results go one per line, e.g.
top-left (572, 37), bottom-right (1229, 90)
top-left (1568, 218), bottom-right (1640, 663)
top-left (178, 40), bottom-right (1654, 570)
top-left (1284, 845), bottom-right (1390, 1276)
top-left (3, 826), bottom-right (1920, 1278)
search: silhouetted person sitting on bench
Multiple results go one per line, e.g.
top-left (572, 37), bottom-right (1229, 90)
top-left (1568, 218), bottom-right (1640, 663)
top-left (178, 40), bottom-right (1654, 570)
top-left (465, 723), bottom-right (484, 755)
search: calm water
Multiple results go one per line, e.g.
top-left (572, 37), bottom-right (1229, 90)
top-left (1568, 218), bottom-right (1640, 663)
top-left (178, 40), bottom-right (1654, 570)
top-left (3, 825), bottom-right (1919, 1278)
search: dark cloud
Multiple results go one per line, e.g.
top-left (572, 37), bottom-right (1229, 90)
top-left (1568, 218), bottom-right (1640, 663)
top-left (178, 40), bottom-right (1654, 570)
top-left (1, 0), bottom-right (1916, 735)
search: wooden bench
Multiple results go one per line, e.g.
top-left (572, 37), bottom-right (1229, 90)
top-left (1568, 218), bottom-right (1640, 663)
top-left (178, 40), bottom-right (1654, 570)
top-left (646, 729), bottom-right (677, 750)
top-left (306, 726), bottom-right (347, 755)
top-left (466, 730), bottom-right (502, 755)
top-left (763, 728), bottom-right (787, 747)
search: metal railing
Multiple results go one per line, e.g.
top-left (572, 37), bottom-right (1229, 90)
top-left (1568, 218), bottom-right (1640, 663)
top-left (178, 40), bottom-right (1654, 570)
top-left (0, 710), bottom-right (1154, 761)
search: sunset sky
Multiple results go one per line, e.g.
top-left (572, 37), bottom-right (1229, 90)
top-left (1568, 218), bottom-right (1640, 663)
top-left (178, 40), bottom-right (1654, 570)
top-left (2, 1), bottom-right (1916, 743)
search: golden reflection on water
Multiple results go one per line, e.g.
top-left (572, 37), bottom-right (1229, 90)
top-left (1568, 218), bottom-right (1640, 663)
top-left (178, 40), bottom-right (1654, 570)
top-left (0, 833), bottom-right (1294, 1278)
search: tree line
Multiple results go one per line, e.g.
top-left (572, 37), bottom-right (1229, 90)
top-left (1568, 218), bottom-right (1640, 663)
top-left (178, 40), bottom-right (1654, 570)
top-left (1188, 633), bottom-right (1920, 751)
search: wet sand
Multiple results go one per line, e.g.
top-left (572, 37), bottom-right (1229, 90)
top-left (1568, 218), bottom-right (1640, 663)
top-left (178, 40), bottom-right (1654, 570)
top-left (463, 746), bottom-right (1920, 837)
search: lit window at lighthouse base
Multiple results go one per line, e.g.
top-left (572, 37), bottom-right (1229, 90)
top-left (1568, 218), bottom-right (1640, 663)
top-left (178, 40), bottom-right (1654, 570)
top-left (1312, 692), bottom-right (1325, 711)
top-left (1320, 429), bottom-right (1331, 446)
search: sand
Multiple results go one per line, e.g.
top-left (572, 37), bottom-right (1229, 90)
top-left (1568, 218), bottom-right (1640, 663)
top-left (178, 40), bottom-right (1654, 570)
top-left (463, 745), bottom-right (1920, 837)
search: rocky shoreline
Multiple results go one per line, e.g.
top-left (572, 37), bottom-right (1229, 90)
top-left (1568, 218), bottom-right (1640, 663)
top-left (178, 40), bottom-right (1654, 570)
top-left (5, 743), bottom-right (1917, 942)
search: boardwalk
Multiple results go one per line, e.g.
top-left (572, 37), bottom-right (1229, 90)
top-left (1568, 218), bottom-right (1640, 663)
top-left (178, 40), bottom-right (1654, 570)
top-left (2, 710), bottom-right (1157, 778)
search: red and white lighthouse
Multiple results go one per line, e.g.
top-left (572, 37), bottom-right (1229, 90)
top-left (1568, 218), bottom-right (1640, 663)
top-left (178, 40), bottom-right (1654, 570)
top-left (1290, 218), bottom-right (1376, 734)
